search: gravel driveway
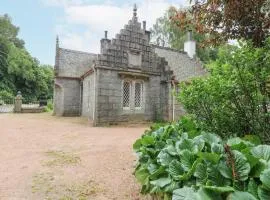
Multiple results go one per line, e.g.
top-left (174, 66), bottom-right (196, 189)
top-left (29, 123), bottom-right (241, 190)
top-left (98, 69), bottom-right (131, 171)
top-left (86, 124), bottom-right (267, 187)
top-left (0, 113), bottom-right (147, 200)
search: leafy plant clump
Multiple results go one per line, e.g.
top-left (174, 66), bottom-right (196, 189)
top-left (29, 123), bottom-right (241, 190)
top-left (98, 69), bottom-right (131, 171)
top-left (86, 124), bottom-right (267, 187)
top-left (133, 118), bottom-right (270, 200)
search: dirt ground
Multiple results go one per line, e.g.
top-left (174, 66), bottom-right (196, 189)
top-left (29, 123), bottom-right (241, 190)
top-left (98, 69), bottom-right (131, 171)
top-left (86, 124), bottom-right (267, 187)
top-left (0, 113), bottom-right (149, 200)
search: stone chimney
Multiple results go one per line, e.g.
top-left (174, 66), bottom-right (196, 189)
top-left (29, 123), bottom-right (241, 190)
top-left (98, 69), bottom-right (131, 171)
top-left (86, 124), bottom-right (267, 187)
top-left (184, 30), bottom-right (196, 58)
top-left (143, 21), bottom-right (146, 30)
top-left (100, 30), bottom-right (111, 54)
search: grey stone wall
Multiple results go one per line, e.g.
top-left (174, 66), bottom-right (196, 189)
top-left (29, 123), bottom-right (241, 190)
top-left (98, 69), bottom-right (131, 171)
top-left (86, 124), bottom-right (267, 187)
top-left (56, 48), bottom-right (97, 78)
top-left (53, 85), bottom-right (64, 116)
top-left (54, 46), bottom-right (97, 116)
top-left (94, 68), bottom-right (166, 126)
top-left (82, 73), bottom-right (95, 119)
top-left (153, 46), bottom-right (206, 120)
top-left (54, 78), bottom-right (81, 116)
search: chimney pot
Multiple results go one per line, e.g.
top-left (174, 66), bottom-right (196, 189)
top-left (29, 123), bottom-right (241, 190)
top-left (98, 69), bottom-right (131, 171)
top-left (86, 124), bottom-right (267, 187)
top-left (187, 30), bottom-right (192, 41)
top-left (184, 30), bottom-right (196, 58)
top-left (105, 31), bottom-right (108, 39)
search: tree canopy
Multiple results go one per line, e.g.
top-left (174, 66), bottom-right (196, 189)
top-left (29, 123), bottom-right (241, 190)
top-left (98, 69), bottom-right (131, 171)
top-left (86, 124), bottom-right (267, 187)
top-left (171, 0), bottom-right (270, 47)
top-left (150, 6), bottom-right (218, 63)
top-left (0, 14), bottom-right (53, 101)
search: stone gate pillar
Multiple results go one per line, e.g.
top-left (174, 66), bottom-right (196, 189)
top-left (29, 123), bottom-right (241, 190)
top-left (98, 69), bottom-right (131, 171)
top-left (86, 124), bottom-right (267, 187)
top-left (14, 91), bottom-right (22, 113)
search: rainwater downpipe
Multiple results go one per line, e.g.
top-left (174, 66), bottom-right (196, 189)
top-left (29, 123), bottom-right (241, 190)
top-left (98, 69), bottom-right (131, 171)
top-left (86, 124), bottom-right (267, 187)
top-left (93, 65), bottom-right (96, 124)
top-left (172, 83), bottom-right (175, 121)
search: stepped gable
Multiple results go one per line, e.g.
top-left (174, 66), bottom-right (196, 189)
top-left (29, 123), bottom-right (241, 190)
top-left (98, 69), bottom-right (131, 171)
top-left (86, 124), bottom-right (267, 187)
top-left (96, 4), bottom-right (168, 74)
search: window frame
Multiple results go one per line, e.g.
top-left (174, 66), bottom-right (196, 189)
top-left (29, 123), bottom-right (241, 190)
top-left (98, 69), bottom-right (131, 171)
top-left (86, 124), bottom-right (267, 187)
top-left (134, 81), bottom-right (143, 110)
top-left (122, 79), bottom-right (144, 111)
top-left (122, 80), bottom-right (132, 110)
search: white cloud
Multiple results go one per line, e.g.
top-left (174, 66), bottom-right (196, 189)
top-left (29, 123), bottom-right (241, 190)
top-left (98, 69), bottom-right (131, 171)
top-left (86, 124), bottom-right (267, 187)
top-left (43, 0), bottom-right (187, 53)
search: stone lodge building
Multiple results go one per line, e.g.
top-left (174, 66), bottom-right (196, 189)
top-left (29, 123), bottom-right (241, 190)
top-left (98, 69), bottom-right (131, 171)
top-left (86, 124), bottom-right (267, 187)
top-left (53, 5), bottom-right (206, 126)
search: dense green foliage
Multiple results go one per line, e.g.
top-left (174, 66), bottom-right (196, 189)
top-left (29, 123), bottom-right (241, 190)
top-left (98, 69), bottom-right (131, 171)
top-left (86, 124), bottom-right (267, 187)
top-left (44, 99), bottom-right (53, 112)
top-left (179, 41), bottom-right (270, 142)
top-left (0, 14), bottom-right (54, 101)
top-left (150, 7), bottom-right (218, 63)
top-left (133, 118), bottom-right (270, 200)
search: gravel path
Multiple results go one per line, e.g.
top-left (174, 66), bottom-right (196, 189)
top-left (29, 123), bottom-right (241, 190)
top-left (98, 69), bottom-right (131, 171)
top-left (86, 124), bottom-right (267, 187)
top-left (0, 113), bottom-right (147, 200)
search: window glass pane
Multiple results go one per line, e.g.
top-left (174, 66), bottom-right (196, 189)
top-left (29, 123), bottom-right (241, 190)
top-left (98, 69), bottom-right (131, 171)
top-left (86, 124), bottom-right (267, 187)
top-left (123, 81), bottom-right (130, 108)
top-left (135, 82), bottom-right (142, 108)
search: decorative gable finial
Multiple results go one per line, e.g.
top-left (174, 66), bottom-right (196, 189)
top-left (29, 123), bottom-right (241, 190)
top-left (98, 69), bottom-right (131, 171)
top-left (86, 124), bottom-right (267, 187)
top-left (56, 35), bottom-right (59, 48)
top-left (133, 4), bottom-right (137, 17)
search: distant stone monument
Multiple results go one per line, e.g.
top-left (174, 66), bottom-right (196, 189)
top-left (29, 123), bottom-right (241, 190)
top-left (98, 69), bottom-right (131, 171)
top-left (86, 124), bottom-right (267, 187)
top-left (14, 91), bottom-right (22, 113)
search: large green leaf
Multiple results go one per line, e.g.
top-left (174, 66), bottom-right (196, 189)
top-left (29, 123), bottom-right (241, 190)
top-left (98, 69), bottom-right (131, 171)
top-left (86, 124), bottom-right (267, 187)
top-left (207, 164), bottom-right (231, 186)
top-left (227, 137), bottom-right (254, 151)
top-left (193, 137), bottom-right (205, 152)
top-left (250, 161), bottom-right (267, 177)
top-left (197, 152), bottom-right (221, 164)
top-left (133, 138), bottom-right (142, 151)
top-left (172, 187), bottom-right (198, 200)
top-left (248, 178), bottom-right (258, 198)
top-left (244, 153), bottom-right (260, 168)
top-left (165, 144), bottom-right (178, 156)
top-left (194, 163), bottom-right (208, 185)
top-left (180, 150), bottom-right (196, 171)
top-left (157, 150), bottom-right (174, 166)
top-left (219, 150), bottom-right (250, 181)
top-left (176, 138), bottom-right (198, 154)
top-left (169, 160), bottom-right (185, 180)
top-left (179, 158), bottom-right (201, 181)
top-left (197, 188), bottom-right (222, 200)
top-left (260, 169), bottom-right (270, 189)
top-left (150, 177), bottom-right (171, 188)
top-left (227, 191), bottom-right (257, 200)
top-left (202, 132), bottom-right (221, 145)
top-left (135, 167), bottom-right (149, 184)
top-left (141, 135), bottom-right (155, 146)
top-left (164, 181), bottom-right (178, 193)
top-left (147, 163), bottom-right (158, 174)
top-left (258, 186), bottom-right (270, 200)
top-left (202, 185), bottom-right (234, 193)
top-left (149, 166), bottom-right (166, 180)
top-left (211, 143), bottom-right (224, 154)
top-left (251, 145), bottom-right (270, 161)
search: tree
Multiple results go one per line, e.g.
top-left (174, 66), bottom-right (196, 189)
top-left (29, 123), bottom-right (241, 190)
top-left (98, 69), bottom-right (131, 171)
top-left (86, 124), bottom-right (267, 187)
top-left (0, 14), bottom-right (24, 48)
top-left (151, 6), bottom-right (218, 63)
top-left (179, 41), bottom-right (270, 142)
top-left (0, 14), bottom-right (54, 101)
top-left (171, 0), bottom-right (270, 47)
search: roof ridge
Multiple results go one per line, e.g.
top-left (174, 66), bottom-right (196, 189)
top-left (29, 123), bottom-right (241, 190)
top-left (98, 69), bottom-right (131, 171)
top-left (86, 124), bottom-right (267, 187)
top-left (151, 44), bottom-right (187, 54)
top-left (59, 47), bottom-right (97, 56)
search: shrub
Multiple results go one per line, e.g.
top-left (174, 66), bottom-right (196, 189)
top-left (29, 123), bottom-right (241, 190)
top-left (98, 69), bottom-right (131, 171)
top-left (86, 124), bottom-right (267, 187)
top-left (0, 90), bottom-right (14, 103)
top-left (178, 42), bottom-right (270, 142)
top-left (133, 118), bottom-right (270, 200)
top-left (44, 99), bottom-right (53, 112)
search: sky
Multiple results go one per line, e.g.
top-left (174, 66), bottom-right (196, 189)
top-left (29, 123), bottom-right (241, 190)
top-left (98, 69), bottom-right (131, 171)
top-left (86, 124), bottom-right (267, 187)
top-left (0, 0), bottom-right (188, 65)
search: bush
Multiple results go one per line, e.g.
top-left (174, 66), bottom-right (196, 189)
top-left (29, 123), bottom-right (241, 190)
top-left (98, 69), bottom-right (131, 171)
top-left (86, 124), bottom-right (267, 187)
top-left (44, 99), bottom-right (53, 112)
top-left (178, 42), bottom-right (270, 142)
top-left (0, 90), bottom-right (14, 103)
top-left (133, 118), bottom-right (270, 200)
